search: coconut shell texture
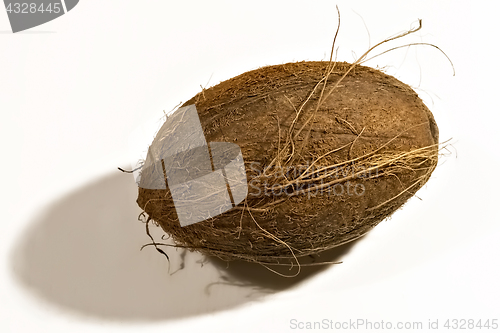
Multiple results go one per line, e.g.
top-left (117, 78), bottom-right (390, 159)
top-left (137, 61), bottom-right (439, 264)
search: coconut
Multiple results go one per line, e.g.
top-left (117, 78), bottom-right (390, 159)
top-left (136, 59), bottom-right (442, 268)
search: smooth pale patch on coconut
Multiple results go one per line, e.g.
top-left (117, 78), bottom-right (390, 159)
top-left (134, 18), bottom-right (453, 276)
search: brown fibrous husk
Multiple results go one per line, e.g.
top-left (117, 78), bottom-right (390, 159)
top-left (137, 60), bottom-right (443, 265)
top-left (136, 21), bottom-right (451, 274)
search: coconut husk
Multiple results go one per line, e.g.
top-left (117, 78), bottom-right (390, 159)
top-left (137, 59), bottom-right (441, 258)
top-left (135, 20), bottom-right (452, 275)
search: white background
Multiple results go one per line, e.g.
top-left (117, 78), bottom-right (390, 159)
top-left (1, 1), bottom-right (499, 332)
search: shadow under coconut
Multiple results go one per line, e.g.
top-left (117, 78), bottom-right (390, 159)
top-left (209, 240), bottom-right (359, 291)
top-left (9, 171), bottom-right (358, 321)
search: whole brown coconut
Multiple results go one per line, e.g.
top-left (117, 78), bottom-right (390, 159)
top-left (137, 61), bottom-right (440, 266)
